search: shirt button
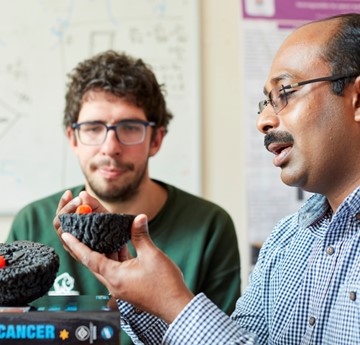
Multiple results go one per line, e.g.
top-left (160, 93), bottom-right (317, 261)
top-left (120, 318), bottom-right (128, 325)
top-left (326, 246), bottom-right (335, 255)
top-left (309, 316), bottom-right (316, 326)
top-left (133, 306), bottom-right (143, 314)
top-left (356, 213), bottom-right (360, 220)
top-left (350, 291), bottom-right (357, 301)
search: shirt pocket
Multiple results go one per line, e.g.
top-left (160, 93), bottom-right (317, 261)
top-left (324, 283), bottom-right (360, 343)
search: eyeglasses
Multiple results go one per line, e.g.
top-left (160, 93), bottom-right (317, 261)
top-left (258, 74), bottom-right (358, 115)
top-left (71, 119), bottom-right (156, 146)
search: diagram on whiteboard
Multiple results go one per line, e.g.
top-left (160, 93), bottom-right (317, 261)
top-left (0, 100), bottom-right (23, 142)
top-left (0, 0), bottom-right (200, 214)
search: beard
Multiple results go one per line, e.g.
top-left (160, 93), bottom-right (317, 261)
top-left (85, 157), bottom-right (148, 203)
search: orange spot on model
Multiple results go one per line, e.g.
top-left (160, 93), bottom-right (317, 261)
top-left (0, 255), bottom-right (6, 268)
top-left (75, 205), bottom-right (93, 214)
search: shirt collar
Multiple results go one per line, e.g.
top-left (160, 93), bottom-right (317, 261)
top-left (298, 193), bottom-right (329, 230)
top-left (298, 186), bottom-right (360, 230)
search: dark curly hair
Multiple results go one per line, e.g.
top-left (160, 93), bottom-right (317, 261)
top-left (63, 50), bottom-right (173, 135)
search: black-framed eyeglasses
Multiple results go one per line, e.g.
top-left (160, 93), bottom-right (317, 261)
top-left (258, 74), bottom-right (358, 115)
top-left (71, 119), bottom-right (156, 146)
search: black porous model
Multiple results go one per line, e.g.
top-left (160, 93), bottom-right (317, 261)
top-left (0, 241), bottom-right (60, 306)
top-left (59, 213), bottom-right (135, 253)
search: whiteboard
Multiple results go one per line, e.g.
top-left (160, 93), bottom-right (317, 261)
top-left (0, 0), bottom-right (201, 215)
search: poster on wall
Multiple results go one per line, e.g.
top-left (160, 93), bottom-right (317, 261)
top-left (240, 0), bottom-right (360, 259)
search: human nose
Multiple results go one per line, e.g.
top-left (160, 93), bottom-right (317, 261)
top-left (256, 107), bottom-right (280, 134)
top-left (100, 127), bottom-right (122, 155)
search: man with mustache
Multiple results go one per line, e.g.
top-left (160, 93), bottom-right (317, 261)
top-left (55, 12), bottom-right (360, 344)
top-left (7, 51), bottom-right (241, 345)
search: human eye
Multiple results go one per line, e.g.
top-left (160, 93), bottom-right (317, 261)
top-left (274, 85), bottom-right (296, 108)
top-left (283, 89), bottom-right (297, 99)
top-left (120, 122), bottom-right (142, 133)
top-left (81, 122), bottom-right (104, 134)
top-left (279, 84), bottom-right (299, 100)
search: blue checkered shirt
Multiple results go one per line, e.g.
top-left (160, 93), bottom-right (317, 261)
top-left (119, 186), bottom-right (360, 344)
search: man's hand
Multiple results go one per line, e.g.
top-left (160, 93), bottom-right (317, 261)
top-left (54, 192), bottom-right (194, 323)
top-left (53, 190), bottom-right (111, 255)
top-left (53, 190), bottom-right (109, 237)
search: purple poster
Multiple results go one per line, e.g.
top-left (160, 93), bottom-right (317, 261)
top-left (241, 0), bottom-right (360, 21)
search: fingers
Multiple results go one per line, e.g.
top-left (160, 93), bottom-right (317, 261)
top-left (78, 191), bottom-right (109, 213)
top-left (53, 190), bottom-right (84, 251)
top-left (130, 214), bottom-right (155, 257)
top-left (54, 190), bottom-right (73, 232)
top-left (53, 190), bottom-right (77, 238)
top-left (53, 193), bottom-right (81, 236)
top-left (61, 232), bottom-right (94, 266)
top-left (53, 190), bottom-right (110, 241)
top-left (61, 232), bottom-right (110, 288)
top-left (55, 190), bottom-right (73, 214)
top-left (57, 193), bottom-right (82, 216)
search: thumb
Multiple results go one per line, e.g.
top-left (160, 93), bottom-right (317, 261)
top-left (131, 214), bottom-right (154, 255)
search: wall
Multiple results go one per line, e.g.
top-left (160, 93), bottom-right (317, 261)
top-left (200, 0), bottom-right (249, 288)
top-left (0, 0), bottom-right (249, 288)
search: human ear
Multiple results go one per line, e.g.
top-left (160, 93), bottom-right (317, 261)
top-left (149, 127), bottom-right (166, 157)
top-left (353, 76), bottom-right (360, 122)
top-left (66, 126), bottom-right (78, 149)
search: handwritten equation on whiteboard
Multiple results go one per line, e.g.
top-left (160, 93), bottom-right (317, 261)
top-left (0, 0), bottom-right (200, 214)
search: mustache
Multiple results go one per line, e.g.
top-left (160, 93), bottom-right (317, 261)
top-left (264, 131), bottom-right (294, 151)
top-left (90, 158), bottom-right (134, 171)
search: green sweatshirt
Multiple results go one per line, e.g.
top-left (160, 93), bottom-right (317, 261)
top-left (7, 180), bottom-right (241, 345)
